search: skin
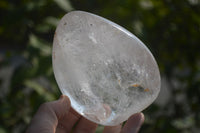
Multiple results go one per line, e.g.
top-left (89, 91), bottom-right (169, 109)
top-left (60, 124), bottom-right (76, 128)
top-left (26, 95), bottom-right (144, 133)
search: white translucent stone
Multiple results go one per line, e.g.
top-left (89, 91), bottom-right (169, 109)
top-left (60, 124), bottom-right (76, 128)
top-left (52, 11), bottom-right (161, 126)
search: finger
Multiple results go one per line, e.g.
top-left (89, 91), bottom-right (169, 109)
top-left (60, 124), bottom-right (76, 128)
top-left (26, 95), bottom-right (71, 133)
top-left (56, 107), bottom-right (81, 132)
top-left (121, 113), bottom-right (144, 133)
top-left (103, 124), bottom-right (122, 133)
top-left (73, 117), bottom-right (98, 133)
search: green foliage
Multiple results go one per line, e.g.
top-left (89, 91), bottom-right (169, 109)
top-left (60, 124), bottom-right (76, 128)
top-left (0, 0), bottom-right (200, 132)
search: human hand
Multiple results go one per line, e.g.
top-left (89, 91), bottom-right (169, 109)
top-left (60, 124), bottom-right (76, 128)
top-left (26, 95), bottom-right (144, 133)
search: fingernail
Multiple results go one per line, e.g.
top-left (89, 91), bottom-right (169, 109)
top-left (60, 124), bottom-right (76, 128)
top-left (140, 113), bottom-right (145, 123)
top-left (136, 113), bottom-right (145, 130)
top-left (121, 112), bottom-right (145, 133)
top-left (59, 95), bottom-right (71, 106)
top-left (59, 95), bottom-right (64, 100)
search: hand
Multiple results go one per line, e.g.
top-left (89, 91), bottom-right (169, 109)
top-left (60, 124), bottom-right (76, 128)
top-left (26, 95), bottom-right (144, 133)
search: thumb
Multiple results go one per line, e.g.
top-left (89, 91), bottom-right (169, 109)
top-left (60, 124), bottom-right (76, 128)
top-left (121, 113), bottom-right (144, 133)
top-left (26, 95), bottom-right (71, 133)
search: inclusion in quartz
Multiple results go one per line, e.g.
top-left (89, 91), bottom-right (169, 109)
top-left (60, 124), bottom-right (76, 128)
top-left (52, 11), bottom-right (161, 126)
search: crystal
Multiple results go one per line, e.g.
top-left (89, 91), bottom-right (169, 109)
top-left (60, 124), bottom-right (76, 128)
top-left (52, 11), bottom-right (161, 126)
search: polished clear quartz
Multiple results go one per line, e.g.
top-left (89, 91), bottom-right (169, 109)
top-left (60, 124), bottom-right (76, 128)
top-left (52, 11), bottom-right (161, 125)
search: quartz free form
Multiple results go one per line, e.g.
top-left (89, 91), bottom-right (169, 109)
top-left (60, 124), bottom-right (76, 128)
top-left (52, 11), bottom-right (161, 126)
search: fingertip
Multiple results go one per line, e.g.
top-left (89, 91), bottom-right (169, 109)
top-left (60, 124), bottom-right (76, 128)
top-left (128, 112), bottom-right (145, 125)
top-left (59, 95), bottom-right (71, 106)
top-left (140, 112), bottom-right (145, 124)
top-left (50, 95), bottom-right (71, 120)
top-left (121, 112), bottom-right (145, 133)
top-left (59, 94), bottom-right (65, 100)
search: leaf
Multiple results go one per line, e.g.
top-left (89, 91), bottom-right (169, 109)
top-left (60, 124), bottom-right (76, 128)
top-left (0, 127), bottom-right (6, 133)
top-left (172, 115), bottom-right (195, 129)
top-left (44, 16), bottom-right (60, 27)
top-left (29, 34), bottom-right (51, 56)
top-left (24, 80), bottom-right (55, 101)
top-left (54, 0), bottom-right (73, 12)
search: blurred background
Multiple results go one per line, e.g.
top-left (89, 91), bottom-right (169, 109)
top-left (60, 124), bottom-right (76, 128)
top-left (0, 0), bottom-right (200, 132)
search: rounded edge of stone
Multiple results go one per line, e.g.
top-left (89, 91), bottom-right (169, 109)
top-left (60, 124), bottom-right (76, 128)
top-left (52, 10), bottom-right (161, 126)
